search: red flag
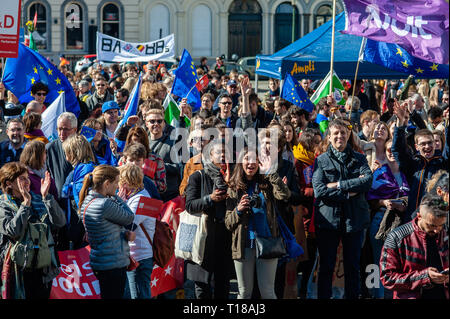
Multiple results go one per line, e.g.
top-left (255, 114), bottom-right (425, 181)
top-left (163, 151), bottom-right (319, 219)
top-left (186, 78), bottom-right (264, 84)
top-left (381, 82), bottom-right (388, 114)
top-left (33, 12), bottom-right (38, 29)
top-left (50, 246), bottom-right (101, 299)
top-left (136, 196), bottom-right (164, 218)
top-left (150, 196), bottom-right (185, 297)
top-left (195, 74), bottom-right (209, 92)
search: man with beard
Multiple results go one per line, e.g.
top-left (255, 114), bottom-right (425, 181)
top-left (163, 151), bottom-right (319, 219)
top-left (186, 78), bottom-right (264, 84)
top-left (380, 194), bottom-right (448, 299)
top-left (86, 77), bottom-right (114, 115)
top-left (0, 118), bottom-right (27, 167)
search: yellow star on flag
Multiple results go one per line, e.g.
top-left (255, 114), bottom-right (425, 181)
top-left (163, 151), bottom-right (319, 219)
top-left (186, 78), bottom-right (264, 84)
top-left (31, 77), bottom-right (35, 84)
top-left (55, 77), bottom-right (61, 85)
top-left (401, 60), bottom-right (409, 68)
top-left (415, 67), bottom-right (424, 74)
top-left (47, 68), bottom-right (53, 76)
top-left (33, 67), bottom-right (38, 74)
top-left (58, 89), bottom-right (64, 94)
top-left (39, 65), bottom-right (44, 69)
top-left (396, 48), bottom-right (403, 56)
top-left (430, 63), bottom-right (438, 71)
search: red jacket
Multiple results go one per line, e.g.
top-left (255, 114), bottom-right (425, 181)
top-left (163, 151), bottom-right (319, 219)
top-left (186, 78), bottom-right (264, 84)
top-left (380, 217), bottom-right (449, 299)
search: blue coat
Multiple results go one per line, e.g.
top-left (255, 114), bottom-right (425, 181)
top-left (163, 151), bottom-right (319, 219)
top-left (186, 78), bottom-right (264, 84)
top-left (312, 145), bottom-right (373, 233)
top-left (62, 162), bottom-right (96, 209)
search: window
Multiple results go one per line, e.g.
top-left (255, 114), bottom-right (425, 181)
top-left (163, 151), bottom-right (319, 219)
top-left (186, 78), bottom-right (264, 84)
top-left (64, 2), bottom-right (84, 50)
top-left (149, 4), bottom-right (170, 41)
top-left (28, 2), bottom-right (48, 50)
top-left (101, 3), bottom-right (120, 38)
top-left (192, 5), bottom-right (212, 56)
top-left (315, 5), bottom-right (332, 28)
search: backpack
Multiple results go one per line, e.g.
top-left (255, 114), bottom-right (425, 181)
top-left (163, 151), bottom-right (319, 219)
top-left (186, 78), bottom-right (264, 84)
top-left (10, 213), bottom-right (54, 270)
top-left (139, 219), bottom-right (174, 268)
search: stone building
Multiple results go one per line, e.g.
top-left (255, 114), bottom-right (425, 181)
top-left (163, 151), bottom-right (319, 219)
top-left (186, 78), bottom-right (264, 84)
top-left (22, 0), bottom-right (343, 61)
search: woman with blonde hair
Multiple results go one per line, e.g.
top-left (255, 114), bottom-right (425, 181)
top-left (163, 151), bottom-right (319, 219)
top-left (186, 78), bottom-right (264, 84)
top-left (118, 164), bottom-right (155, 299)
top-left (78, 164), bottom-right (135, 299)
top-left (122, 76), bottom-right (137, 94)
top-left (62, 134), bottom-right (97, 209)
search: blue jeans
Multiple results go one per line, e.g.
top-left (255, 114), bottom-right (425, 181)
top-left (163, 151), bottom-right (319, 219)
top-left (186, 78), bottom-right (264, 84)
top-left (316, 228), bottom-right (365, 299)
top-left (369, 211), bottom-right (385, 299)
top-left (125, 257), bottom-right (154, 299)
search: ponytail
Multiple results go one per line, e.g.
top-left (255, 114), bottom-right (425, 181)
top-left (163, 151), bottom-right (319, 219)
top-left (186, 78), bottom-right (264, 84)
top-left (78, 173), bottom-right (94, 213)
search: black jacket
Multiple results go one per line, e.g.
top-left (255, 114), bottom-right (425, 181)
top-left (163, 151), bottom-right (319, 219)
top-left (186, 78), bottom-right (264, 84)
top-left (312, 145), bottom-right (373, 233)
top-left (0, 140), bottom-right (25, 168)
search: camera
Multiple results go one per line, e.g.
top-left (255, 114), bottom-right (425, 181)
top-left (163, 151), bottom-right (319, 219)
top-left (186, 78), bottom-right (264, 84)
top-left (248, 193), bottom-right (262, 209)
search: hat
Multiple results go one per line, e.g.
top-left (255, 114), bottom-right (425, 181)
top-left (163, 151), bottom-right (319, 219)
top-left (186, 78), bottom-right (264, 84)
top-left (227, 80), bottom-right (237, 86)
top-left (102, 101), bottom-right (120, 114)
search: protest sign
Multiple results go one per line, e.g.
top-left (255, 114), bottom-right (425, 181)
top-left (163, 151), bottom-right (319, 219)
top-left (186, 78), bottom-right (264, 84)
top-left (0, 0), bottom-right (21, 58)
top-left (96, 32), bottom-right (175, 62)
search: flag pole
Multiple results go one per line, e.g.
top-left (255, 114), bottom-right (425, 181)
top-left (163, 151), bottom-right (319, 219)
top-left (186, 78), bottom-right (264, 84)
top-left (329, 0), bottom-right (336, 95)
top-left (350, 37), bottom-right (366, 119)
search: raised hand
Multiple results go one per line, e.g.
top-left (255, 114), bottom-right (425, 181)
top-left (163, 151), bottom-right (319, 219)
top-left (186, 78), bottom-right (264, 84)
top-left (40, 171), bottom-right (52, 199)
top-left (18, 177), bottom-right (31, 206)
top-left (126, 115), bottom-right (140, 127)
top-left (240, 76), bottom-right (252, 97)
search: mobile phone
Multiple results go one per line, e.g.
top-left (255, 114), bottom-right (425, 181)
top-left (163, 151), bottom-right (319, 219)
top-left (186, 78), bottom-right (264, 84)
top-left (441, 269), bottom-right (449, 275)
top-left (390, 200), bottom-right (404, 204)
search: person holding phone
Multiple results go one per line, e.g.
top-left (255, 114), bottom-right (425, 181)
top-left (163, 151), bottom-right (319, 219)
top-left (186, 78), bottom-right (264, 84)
top-left (380, 194), bottom-right (449, 299)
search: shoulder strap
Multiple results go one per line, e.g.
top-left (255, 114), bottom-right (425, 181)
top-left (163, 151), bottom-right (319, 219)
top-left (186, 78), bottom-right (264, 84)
top-left (139, 223), bottom-right (153, 247)
top-left (82, 198), bottom-right (97, 227)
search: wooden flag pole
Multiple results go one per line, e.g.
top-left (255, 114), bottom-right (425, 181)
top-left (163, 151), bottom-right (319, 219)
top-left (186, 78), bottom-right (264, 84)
top-left (329, 0), bottom-right (337, 96)
top-left (350, 38), bottom-right (366, 119)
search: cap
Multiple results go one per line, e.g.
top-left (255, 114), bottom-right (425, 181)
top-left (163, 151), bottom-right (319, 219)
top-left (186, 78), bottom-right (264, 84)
top-left (227, 80), bottom-right (237, 86)
top-left (102, 101), bottom-right (120, 113)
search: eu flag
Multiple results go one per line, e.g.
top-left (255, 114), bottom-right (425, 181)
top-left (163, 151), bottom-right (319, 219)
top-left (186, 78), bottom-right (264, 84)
top-left (2, 43), bottom-right (80, 117)
top-left (171, 49), bottom-right (201, 110)
top-left (281, 73), bottom-right (314, 113)
top-left (363, 39), bottom-right (449, 79)
top-left (80, 126), bottom-right (98, 142)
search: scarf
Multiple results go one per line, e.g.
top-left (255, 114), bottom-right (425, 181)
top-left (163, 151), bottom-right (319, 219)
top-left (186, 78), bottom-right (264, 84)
top-left (330, 144), bottom-right (350, 163)
top-left (293, 143), bottom-right (315, 166)
top-left (203, 162), bottom-right (227, 191)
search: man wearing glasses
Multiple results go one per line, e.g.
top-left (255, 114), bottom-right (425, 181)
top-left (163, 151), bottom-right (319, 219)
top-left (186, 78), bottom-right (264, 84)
top-left (146, 108), bottom-right (182, 202)
top-left (216, 93), bottom-right (238, 129)
top-left (85, 77), bottom-right (114, 114)
top-left (392, 103), bottom-right (449, 223)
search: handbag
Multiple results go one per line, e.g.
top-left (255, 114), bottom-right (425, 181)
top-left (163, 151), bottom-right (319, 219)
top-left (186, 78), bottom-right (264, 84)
top-left (174, 210), bottom-right (208, 265)
top-left (255, 235), bottom-right (287, 259)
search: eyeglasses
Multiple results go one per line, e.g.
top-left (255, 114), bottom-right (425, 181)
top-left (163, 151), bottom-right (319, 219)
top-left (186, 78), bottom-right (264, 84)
top-left (417, 141), bottom-right (434, 147)
top-left (148, 119), bottom-right (163, 124)
top-left (97, 84), bottom-right (106, 87)
top-left (35, 92), bottom-right (47, 96)
top-left (202, 99), bottom-right (211, 103)
top-left (220, 101), bottom-right (232, 105)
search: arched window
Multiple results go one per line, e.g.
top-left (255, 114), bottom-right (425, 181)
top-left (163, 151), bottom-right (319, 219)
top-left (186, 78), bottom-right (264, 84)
top-left (101, 3), bottom-right (120, 38)
top-left (192, 5), bottom-right (212, 56)
top-left (149, 4), bottom-right (170, 41)
top-left (64, 1), bottom-right (85, 50)
top-left (275, 2), bottom-right (299, 51)
top-left (28, 2), bottom-right (48, 50)
top-left (314, 4), bottom-right (332, 28)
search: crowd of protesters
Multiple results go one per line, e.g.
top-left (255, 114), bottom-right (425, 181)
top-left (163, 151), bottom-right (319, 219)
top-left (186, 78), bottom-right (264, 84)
top-left (0, 55), bottom-right (448, 300)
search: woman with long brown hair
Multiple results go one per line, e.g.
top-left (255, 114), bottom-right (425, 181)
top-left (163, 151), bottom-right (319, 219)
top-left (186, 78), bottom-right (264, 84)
top-left (78, 164), bottom-right (135, 299)
top-left (225, 147), bottom-right (291, 299)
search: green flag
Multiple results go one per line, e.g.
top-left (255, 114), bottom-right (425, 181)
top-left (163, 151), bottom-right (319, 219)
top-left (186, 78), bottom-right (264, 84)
top-left (163, 94), bottom-right (191, 127)
top-left (310, 70), bottom-right (345, 106)
top-left (28, 32), bottom-right (38, 52)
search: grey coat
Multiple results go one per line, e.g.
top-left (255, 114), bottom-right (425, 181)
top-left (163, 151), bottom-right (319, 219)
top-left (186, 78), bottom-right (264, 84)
top-left (79, 191), bottom-right (134, 271)
top-left (312, 145), bottom-right (373, 233)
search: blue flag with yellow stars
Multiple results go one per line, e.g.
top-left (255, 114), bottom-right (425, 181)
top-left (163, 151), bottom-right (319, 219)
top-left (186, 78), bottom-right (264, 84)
top-left (281, 73), bottom-right (314, 113)
top-left (363, 39), bottom-right (449, 79)
top-left (80, 126), bottom-right (97, 143)
top-left (2, 43), bottom-right (80, 117)
top-left (171, 49), bottom-right (201, 110)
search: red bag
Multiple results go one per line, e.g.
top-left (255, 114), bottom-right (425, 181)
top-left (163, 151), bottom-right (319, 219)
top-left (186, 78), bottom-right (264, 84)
top-left (1, 244), bottom-right (13, 299)
top-left (139, 220), bottom-right (174, 268)
top-left (142, 159), bottom-right (157, 179)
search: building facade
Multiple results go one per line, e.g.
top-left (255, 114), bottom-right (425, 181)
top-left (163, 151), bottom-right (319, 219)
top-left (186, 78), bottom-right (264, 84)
top-left (21, 0), bottom-right (343, 61)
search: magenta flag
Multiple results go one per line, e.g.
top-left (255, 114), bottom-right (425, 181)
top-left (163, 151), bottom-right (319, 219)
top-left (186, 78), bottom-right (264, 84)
top-left (341, 0), bottom-right (449, 65)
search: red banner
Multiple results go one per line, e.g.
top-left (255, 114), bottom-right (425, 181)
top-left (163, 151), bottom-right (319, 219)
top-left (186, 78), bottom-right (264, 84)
top-left (150, 196), bottom-right (185, 297)
top-left (0, 0), bottom-right (21, 58)
top-left (136, 196), bottom-right (163, 218)
top-left (50, 246), bottom-right (100, 299)
top-left (195, 74), bottom-right (209, 92)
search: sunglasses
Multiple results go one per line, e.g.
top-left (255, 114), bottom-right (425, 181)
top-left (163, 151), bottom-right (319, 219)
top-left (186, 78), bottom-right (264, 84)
top-left (220, 101), bottom-right (232, 105)
top-left (148, 119), bottom-right (163, 124)
top-left (35, 92), bottom-right (47, 96)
